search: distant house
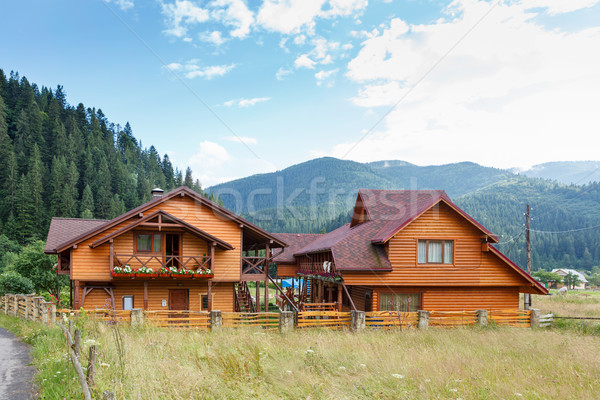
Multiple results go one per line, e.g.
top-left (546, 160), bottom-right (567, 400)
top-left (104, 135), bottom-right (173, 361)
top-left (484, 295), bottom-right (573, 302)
top-left (551, 268), bottom-right (588, 290)
top-left (45, 186), bottom-right (286, 312)
top-left (274, 189), bottom-right (548, 312)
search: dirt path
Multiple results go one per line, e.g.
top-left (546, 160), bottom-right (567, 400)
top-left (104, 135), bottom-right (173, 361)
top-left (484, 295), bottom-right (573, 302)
top-left (0, 327), bottom-right (36, 400)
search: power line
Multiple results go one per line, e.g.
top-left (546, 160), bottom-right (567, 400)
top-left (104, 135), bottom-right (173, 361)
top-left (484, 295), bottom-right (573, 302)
top-left (527, 224), bottom-right (600, 234)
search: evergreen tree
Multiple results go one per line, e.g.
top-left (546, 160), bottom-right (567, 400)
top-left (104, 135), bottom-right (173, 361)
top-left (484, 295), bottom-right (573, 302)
top-left (80, 184), bottom-right (94, 218)
top-left (184, 167), bottom-right (193, 188)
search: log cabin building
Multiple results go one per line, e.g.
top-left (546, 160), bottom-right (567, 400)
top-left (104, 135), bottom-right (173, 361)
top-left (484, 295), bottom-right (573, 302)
top-left (273, 189), bottom-right (547, 312)
top-left (45, 186), bottom-right (286, 312)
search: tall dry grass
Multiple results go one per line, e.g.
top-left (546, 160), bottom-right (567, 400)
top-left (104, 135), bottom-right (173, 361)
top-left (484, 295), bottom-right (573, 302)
top-left (83, 322), bottom-right (600, 400)
top-left (533, 291), bottom-right (600, 317)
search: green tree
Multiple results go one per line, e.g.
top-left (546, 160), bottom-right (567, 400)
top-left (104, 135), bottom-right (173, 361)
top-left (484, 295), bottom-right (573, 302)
top-left (532, 270), bottom-right (563, 286)
top-left (562, 272), bottom-right (582, 290)
top-left (589, 273), bottom-right (600, 288)
top-left (0, 271), bottom-right (34, 296)
top-left (80, 184), bottom-right (94, 218)
top-left (12, 241), bottom-right (64, 299)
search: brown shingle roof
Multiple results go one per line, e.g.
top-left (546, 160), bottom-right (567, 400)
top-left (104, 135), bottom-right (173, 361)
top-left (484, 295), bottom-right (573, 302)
top-left (272, 233), bottom-right (323, 263)
top-left (44, 218), bottom-right (109, 253)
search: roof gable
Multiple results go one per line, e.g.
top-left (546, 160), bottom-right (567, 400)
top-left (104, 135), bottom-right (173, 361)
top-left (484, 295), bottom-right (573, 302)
top-left (90, 210), bottom-right (234, 250)
top-left (45, 218), bottom-right (109, 253)
top-left (48, 186), bottom-right (285, 253)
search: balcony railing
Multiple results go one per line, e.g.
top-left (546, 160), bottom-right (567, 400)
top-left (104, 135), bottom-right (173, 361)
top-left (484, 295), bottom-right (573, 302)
top-left (298, 262), bottom-right (337, 276)
top-left (112, 254), bottom-right (212, 278)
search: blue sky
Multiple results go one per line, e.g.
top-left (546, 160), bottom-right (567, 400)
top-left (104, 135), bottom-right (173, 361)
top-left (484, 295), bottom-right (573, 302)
top-left (2, 0), bottom-right (600, 186)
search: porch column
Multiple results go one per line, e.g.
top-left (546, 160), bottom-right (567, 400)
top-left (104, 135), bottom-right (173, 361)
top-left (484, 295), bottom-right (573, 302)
top-left (109, 240), bottom-right (114, 273)
top-left (210, 242), bottom-right (215, 272)
top-left (207, 280), bottom-right (213, 312)
top-left (337, 284), bottom-right (343, 311)
top-left (264, 243), bottom-right (269, 312)
top-left (143, 281), bottom-right (148, 310)
top-left (74, 280), bottom-right (81, 309)
top-left (255, 280), bottom-right (260, 312)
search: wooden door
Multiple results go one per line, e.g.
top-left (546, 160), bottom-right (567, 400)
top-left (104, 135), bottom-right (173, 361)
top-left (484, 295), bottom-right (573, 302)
top-left (169, 289), bottom-right (189, 324)
top-left (169, 289), bottom-right (189, 310)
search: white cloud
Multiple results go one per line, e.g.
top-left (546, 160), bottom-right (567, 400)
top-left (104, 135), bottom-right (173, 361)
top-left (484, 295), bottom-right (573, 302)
top-left (103, 0), bottom-right (134, 11)
top-left (163, 61), bottom-right (235, 79)
top-left (199, 30), bottom-right (227, 45)
top-left (187, 141), bottom-right (276, 186)
top-left (209, 0), bottom-right (254, 38)
top-left (222, 97), bottom-right (271, 107)
top-left (276, 67), bottom-right (293, 80)
top-left (257, 0), bottom-right (367, 35)
top-left (161, 0), bottom-right (210, 38)
top-left (224, 136), bottom-right (258, 144)
top-left (319, 0), bottom-right (600, 169)
top-left (522, 0), bottom-right (600, 15)
top-left (294, 34), bottom-right (307, 45)
top-left (314, 68), bottom-right (338, 86)
top-left (294, 54), bottom-right (317, 69)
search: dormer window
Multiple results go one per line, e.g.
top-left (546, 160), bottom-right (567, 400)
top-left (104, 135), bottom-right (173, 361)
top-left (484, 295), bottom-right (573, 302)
top-left (418, 240), bottom-right (453, 264)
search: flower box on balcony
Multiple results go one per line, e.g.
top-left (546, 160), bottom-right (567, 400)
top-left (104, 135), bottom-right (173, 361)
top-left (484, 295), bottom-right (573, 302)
top-left (112, 273), bottom-right (134, 278)
top-left (172, 274), bottom-right (192, 279)
top-left (192, 273), bottom-right (214, 279)
top-left (135, 273), bottom-right (154, 278)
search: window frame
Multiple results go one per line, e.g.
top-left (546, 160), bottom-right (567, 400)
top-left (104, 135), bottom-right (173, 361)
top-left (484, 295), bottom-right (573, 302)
top-left (417, 239), bottom-right (455, 265)
top-left (134, 231), bottom-right (163, 254)
top-left (376, 289), bottom-right (422, 312)
top-left (122, 295), bottom-right (134, 311)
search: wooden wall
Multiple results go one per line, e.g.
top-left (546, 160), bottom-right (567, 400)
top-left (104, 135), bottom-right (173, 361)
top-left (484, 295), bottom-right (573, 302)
top-left (276, 263), bottom-right (298, 277)
top-left (71, 195), bottom-right (242, 282)
top-left (343, 202), bottom-right (527, 288)
top-left (80, 280), bottom-right (235, 312)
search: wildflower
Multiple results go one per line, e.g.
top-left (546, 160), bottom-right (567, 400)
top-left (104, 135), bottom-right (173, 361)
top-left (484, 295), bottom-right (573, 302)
top-left (449, 389), bottom-right (458, 392)
top-left (391, 374), bottom-right (404, 379)
top-left (84, 339), bottom-right (99, 346)
top-left (425, 379), bottom-right (431, 382)
top-left (56, 371), bottom-right (61, 374)
top-left (286, 370), bottom-right (292, 375)
top-left (339, 366), bottom-right (346, 370)
top-left (306, 349), bottom-right (314, 354)
top-left (515, 394), bottom-right (523, 397)
top-left (100, 363), bottom-right (110, 367)
top-left (359, 364), bottom-right (366, 368)
top-left (454, 379), bottom-right (462, 382)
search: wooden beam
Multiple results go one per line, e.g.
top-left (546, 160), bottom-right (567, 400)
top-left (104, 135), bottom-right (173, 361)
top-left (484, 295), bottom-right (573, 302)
top-left (337, 284), bottom-right (343, 311)
top-left (143, 281), bottom-right (148, 310)
top-left (109, 241), bottom-right (114, 273)
top-left (207, 280), bottom-right (212, 312)
top-left (341, 281), bottom-right (357, 311)
top-left (264, 243), bottom-right (269, 312)
top-left (74, 280), bottom-right (81, 309)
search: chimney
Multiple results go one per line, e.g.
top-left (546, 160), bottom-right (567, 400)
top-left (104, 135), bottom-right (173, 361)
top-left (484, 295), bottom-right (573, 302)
top-left (151, 188), bottom-right (164, 198)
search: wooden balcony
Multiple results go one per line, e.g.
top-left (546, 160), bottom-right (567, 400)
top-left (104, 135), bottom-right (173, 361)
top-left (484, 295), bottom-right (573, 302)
top-left (298, 262), bottom-right (339, 279)
top-left (111, 254), bottom-right (213, 279)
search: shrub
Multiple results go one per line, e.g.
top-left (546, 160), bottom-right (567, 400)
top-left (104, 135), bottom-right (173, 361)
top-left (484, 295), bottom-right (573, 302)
top-left (0, 271), bottom-right (35, 296)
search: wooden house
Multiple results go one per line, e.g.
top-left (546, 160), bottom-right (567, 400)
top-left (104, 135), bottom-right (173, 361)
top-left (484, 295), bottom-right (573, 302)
top-left (273, 189), bottom-right (548, 312)
top-left (45, 187), bottom-right (286, 312)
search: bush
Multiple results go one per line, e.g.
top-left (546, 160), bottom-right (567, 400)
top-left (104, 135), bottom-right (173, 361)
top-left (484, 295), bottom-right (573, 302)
top-left (0, 271), bottom-right (35, 296)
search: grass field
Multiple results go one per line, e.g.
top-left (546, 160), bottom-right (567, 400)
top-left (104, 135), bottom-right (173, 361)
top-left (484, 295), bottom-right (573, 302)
top-left (2, 311), bottom-right (600, 400)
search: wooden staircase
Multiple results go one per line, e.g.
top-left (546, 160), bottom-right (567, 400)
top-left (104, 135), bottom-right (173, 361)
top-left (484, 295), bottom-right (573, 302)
top-left (234, 282), bottom-right (256, 312)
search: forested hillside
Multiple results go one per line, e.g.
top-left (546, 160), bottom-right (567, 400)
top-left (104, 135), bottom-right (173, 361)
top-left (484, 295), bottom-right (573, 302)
top-left (207, 158), bottom-right (600, 273)
top-left (0, 69), bottom-right (205, 244)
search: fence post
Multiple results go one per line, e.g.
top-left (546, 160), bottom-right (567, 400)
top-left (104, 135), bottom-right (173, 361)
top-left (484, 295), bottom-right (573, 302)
top-left (131, 309), bottom-right (144, 327)
top-left (418, 310), bottom-right (429, 330)
top-left (25, 295), bottom-right (32, 321)
top-left (74, 330), bottom-right (82, 356)
top-left (41, 303), bottom-right (49, 324)
top-left (13, 295), bottom-right (18, 317)
top-left (50, 304), bottom-right (57, 325)
top-left (279, 311), bottom-right (295, 333)
top-left (351, 310), bottom-right (365, 331)
top-left (32, 297), bottom-right (39, 321)
top-left (530, 308), bottom-right (540, 328)
top-left (476, 310), bottom-right (488, 326)
top-left (3, 295), bottom-right (8, 315)
top-left (211, 310), bottom-right (222, 331)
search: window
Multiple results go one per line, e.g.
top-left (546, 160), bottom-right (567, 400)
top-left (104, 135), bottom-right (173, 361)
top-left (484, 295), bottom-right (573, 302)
top-left (418, 240), bottom-right (453, 264)
top-left (122, 295), bottom-right (134, 310)
top-left (200, 295), bottom-right (210, 311)
top-left (379, 293), bottom-right (420, 312)
top-left (136, 233), bottom-right (162, 253)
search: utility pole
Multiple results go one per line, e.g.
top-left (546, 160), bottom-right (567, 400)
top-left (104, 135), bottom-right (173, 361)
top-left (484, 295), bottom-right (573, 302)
top-left (525, 204), bottom-right (531, 310)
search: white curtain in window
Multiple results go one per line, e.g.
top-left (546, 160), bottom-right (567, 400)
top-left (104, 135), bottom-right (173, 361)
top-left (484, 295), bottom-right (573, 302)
top-left (418, 241), bottom-right (427, 263)
top-left (123, 296), bottom-right (133, 310)
top-left (444, 241), bottom-right (453, 264)
top-left (428, 241), bottom-right (442, 263)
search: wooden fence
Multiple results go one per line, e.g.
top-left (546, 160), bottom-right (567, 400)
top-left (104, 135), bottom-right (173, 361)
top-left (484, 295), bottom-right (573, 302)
top-left (429, 311), bottom-right (478, 327)
top-left (144, 310), bottom-right (211, 330)
top-left (489, 310), bottom-right (531, 327)
top-left (365, 311), bottom-right (419, 329)
top-left (3, 294), bottom-right (552, 332)
top-left (297, 311), bottom-right (351, 329)
top-left (222, 312), bottom-right (279, 329)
